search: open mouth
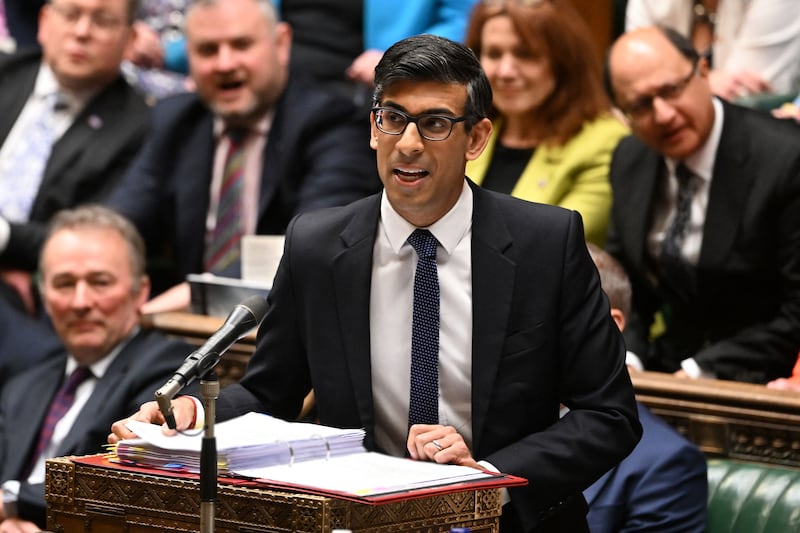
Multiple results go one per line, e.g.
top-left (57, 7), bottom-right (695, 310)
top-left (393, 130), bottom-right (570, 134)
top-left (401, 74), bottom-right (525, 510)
top-left (394, 168), bottom-right (429, 182)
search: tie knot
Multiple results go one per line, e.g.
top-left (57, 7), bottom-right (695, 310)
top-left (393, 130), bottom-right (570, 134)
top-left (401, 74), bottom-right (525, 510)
top-left (63, 366), bottom-right (93, 393)
top-left (676, 163), bottom-right (695, 187)
top-left (408, 229), bottom-right (438, 259)
top-left (225, 127), bottom-right (249, 145)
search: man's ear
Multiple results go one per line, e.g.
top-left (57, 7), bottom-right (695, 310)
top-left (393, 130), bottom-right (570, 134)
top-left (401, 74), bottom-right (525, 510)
top-left (610, 307), bottom-right (626, 333)
top-left (465, 117), bottom-right (492, 161)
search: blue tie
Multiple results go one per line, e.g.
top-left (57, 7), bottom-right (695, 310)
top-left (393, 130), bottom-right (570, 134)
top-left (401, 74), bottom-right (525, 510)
top-left (407, 229), bottom-right (440, 427)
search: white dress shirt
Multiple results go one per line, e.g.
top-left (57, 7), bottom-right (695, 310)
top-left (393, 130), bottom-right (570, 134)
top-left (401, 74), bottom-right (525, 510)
top-left (647, 98), bottom-right (724, 378)
top-left (370, 181), bottom-right (473, 457)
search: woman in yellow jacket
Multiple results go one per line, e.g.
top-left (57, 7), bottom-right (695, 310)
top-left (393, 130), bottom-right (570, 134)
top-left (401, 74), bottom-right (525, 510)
top-left (465, 0), bottom-right (629, 246)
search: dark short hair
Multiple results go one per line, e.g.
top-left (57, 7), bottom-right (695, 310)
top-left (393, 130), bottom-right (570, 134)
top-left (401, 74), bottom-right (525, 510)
top-left (39, 205), bottom-right (147, 292)
top-left (373, 34), bottom-right (493, 131)
top-left (586, 243), bottom-right (632, 319)
top-left (603, 25), bottom-right (701, 106)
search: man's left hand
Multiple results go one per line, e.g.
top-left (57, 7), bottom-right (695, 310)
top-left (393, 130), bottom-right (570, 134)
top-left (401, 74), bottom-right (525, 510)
top-left (406, 424), bottom-right (481, 469)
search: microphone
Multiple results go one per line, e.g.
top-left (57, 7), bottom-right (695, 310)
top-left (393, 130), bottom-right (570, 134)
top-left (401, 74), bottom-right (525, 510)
top-left (155, 294), bottom-right (269, 428)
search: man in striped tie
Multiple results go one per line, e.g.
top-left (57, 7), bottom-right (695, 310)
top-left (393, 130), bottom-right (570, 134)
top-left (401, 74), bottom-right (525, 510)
top-left (105, 0), bottom-right (382, 313)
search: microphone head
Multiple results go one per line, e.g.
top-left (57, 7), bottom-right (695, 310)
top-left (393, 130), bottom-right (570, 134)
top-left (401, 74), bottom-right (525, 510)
top-left (238, 294), bottom-right (269, 325)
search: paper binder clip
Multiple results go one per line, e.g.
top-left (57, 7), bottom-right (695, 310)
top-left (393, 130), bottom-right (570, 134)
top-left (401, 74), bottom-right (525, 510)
top-left (280, 441), bottom-right (295, 466)
top-left (312, 434), bottom-right (332, 460)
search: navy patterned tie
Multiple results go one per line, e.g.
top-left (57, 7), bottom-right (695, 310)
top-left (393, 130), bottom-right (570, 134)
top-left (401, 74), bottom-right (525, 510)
top-left (660, 163), bottom-right (697, 293)
top-left (407, 229), bottom-right (440, 427)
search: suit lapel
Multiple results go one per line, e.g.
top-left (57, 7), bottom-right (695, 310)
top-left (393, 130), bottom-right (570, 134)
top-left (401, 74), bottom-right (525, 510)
top-left (9, 356), bottom-right (66, 475)
top-left (56, 334), bottom-right (144, 456)
top-left (699, 104), bottom-right (752, 268)
top-left (333, 197), bottom-right (382, 434)
top-left (39, 77), bottom-right (124, 193)
top-left (0, 53), bottom-right (39, 144)
top-left (469, 184), bottom-right (515, 453)
top-left (626, 150), bottom-right (662, 268)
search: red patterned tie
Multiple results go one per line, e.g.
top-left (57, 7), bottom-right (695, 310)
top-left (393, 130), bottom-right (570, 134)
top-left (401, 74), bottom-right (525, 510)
top-left (26, 366), bottom-right (93, 476)
top-left (205, 128), bottom-right (247, 276)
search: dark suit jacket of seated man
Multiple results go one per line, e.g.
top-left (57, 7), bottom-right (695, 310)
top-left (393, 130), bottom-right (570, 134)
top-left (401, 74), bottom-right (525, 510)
top-left (604, 26), bottom-right (800, 383)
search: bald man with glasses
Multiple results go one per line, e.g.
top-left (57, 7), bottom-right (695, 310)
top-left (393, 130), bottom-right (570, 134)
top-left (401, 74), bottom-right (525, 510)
top-left (603, 26), bottom-right (800, 384)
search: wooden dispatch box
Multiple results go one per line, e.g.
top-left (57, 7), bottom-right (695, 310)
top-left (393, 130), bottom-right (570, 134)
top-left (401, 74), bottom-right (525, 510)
top-left (45, 456), bottom-right (502, 532)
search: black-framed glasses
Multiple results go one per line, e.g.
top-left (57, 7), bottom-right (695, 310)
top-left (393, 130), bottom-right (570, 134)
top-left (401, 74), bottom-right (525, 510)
top-left (49, 2), bottom-right (126, 33)
top-left (372, 107), bottom-right (467, 141)
top-left (621, 61), bottom-right (699, 120)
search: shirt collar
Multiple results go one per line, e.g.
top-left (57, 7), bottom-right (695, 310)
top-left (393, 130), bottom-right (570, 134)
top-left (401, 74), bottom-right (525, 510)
top-left (34, 62), bottom-right (99, 113)
top-left (65, 326), bottom-right (141, 379)
top-left (213, 110), bottom-right (274, 140)
top-left (380, 180), bottom-right (473, 256)
top-left (666, 97), bottom-right (724, 181)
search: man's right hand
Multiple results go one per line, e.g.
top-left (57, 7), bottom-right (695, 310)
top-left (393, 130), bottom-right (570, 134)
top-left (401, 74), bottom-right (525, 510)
top-left (108, 397), bottom-right (196, 444)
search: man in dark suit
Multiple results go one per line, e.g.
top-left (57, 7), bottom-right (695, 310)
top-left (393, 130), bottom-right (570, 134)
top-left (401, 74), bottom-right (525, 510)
top-left (0, 0), bottom-right (149, 314)
top-left (112, 34), bottom-right (641, 533)
top-left (105, 0), bottom-right (380, 309)
top-left (583, 244), bottom-right (707, 533)
top-left (0, 205), bottom-right (193, 530)
top-left (604, 26), bottom-right (800, 383)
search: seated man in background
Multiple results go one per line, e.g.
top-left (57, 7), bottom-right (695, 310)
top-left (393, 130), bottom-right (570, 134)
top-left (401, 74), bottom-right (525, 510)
top-left (604, 26), bottom-right (800, 383)
top-left (0, 205), bottom-right (194, 531)
top-left (0, 0), bottom-right (150, 315)
top-left (584, 243), bottom-right (707, 533)
top-left (105, 0), bottom-right (381, 311)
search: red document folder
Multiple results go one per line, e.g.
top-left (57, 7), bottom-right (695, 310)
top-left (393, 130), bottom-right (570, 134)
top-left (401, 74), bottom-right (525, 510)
top-left (74, 454), bottom-right (527, 505)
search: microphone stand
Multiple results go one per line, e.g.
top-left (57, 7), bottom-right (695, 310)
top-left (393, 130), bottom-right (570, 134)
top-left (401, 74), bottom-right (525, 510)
top-left (199, 371), bottom-right (219, 533)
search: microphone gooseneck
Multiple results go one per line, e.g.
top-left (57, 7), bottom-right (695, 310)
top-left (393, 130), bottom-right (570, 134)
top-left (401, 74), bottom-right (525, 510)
top-left (155, 295), bottom-right (268, 428)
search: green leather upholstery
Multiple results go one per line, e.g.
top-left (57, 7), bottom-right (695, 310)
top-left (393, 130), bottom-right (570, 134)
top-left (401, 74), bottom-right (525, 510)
top-left (707, 459), bottom-right (800, 533)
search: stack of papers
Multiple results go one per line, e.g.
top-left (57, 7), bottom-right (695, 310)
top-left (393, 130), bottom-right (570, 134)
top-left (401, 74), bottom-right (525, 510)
top-left (115, 412), bottom-right (366, 475)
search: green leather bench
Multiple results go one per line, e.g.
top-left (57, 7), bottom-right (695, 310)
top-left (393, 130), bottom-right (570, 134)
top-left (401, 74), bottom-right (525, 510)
top-left (707, 459), bottom-right (800, 532)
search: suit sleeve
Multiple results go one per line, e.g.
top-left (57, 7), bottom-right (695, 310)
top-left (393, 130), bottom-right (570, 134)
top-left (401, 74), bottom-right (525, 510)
top-left (486, 210), bottom-right (642, 527)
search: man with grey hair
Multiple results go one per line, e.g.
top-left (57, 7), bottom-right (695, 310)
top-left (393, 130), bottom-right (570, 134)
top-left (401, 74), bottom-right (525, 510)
top-left (106, 0), bottom-right (381, 311)
top-left (0, 205), bottom-right (193, 531)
